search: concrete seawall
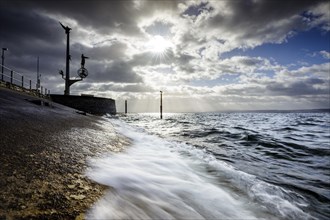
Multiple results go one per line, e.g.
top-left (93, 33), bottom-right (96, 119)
top-left (50, 94), bottom-right (116, 115)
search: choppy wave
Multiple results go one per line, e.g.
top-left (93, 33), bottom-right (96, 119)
top-left (85, 113), bottom-right (329, 219)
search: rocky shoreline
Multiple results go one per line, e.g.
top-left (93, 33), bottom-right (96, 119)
top-left (0, 87), bottom-right (128, 219)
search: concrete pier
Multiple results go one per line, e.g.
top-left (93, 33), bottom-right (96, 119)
top-left (50, 94), bottom-right (116, 115)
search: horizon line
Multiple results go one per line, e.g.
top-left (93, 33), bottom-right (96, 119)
top-left (117, 108), bottom-right (330, 114)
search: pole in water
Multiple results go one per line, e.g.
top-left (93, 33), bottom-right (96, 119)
top-left (160, 91), bottom-right (163, 119)
top-left (125, 100), bottom-right (128, 114)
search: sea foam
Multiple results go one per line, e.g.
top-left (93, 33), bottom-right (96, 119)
top-left (86, 118), bottom-right (312, 219)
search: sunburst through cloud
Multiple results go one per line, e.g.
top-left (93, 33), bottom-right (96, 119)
top-left (146, 34), bottom-right (174, 63)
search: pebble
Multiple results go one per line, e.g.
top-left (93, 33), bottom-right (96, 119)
top-left (67, 184), bottom-right (75, 189)
top-left (70, 195), bottom-right (86, 200)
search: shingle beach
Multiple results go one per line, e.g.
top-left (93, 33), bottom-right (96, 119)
top-left (0, 87), bottom-right (128, 219)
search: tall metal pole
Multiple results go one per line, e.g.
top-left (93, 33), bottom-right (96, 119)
top-left (125, 100), bottom-right (128, 114)
top-left (60, 22), bottom-right (72, 95)
top-left (160, 91), bottom-right (163, 119)
top-left (65, 28), bottom-right (70, 95)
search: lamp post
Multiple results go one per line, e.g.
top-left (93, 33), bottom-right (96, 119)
top-left (59, 22), bottom-right (86, 95)
top-left (60, 22), bottom-right (72, 95)
top-left (160, 91), bottom-right (163, 119)
top-left (1, 48), bottom-right (8, 81)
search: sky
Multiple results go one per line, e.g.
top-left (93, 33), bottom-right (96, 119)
top-left (1, 0), bottom-right (329, 113)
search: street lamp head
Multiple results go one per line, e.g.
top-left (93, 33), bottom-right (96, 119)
top-left (2, 48), bottom-right (8, 51)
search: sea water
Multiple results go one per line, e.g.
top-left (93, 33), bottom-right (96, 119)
top-left (87, 112), bottom-right (330, 219)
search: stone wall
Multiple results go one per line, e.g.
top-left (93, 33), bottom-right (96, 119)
top-left (50, 95), bottom-right (116, 115)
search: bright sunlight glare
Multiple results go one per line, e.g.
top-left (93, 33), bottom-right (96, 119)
top-left (147, 35), bottom-right (172, 54)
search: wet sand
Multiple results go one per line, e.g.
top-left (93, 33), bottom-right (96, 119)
top-left (0, 87), bottom-right (127, 219)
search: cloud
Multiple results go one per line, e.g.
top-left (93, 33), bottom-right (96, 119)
top-left (90, 60), bottom-right (143, 83)
top-left (320, 50), bottom-right (330, 59)
top-left (4, 0), bottom-right (142, 36)
top-left (87, 41), bottom-right (128, 62)
top-left (266, 78), bottom-right (328, 96)
top-left (278, 62), bottom-right (330, 79)
top-left (0, 6), bottom-right (62, 45)
top-left (306, 1), bottom-right (330, 31)
top-left (1, 0), bottom-right (329, 111)
top-left (99, 83), bottom-right (156, 93)
top-left (177, 0), bottom-right (328, 54)
top-left (0, 6), bottom-right (64, 77)
top-left (4, 0), bottom-right (181, 37)
top-left (209, 60), bottom-right (330, 103)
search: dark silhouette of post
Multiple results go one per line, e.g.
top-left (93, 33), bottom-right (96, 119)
top-left (160, 91), bottom-right (163, 119)
top-left (1, 48), bottom-right (8, 81)
top-left (125, 100), bottom-right (128, 114)
top-left (36, 56), bottom-right (41, 92)
top-left (81, 54), bottom-right (89, 68)
top-left (60, 22), bottom-right (72, 95)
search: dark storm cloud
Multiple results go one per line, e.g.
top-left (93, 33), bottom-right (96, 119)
top-left (70, 40), bottom-right (128, 63)
top-left (0, 6), bottom-right (62, 44)
top-left (208, 0), bottom-right (325, 31)
top-left (0, 5), bottom-right (64, 74)
top-left (1, 0), bottom-right (139, 36)
top-left (66, 41), bottom-right (142, 84)
top-left (1, 0), bottom-right (149, 86)
top-left (3, 0), bottom-right (180, 36)
top-left (89, 60), bottom-right (143, 83)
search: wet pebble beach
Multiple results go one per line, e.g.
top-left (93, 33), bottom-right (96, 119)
top-left (0, 87), bottom-right (128, 219)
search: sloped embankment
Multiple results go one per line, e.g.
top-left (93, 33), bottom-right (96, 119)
top-left (0, 87), bottom-right (128, 219)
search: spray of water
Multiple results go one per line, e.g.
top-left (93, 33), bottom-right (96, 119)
top-left (86, 119), bottom-right (312, 220)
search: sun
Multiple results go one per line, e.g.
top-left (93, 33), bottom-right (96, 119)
top-left (147, 35), bottom-right (172, 55)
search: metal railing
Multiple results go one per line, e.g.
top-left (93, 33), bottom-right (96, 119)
top-left (0, 64), bottom-right (50, 98)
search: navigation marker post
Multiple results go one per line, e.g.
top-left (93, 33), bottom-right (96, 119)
top-left (160, 91), bottom-right (163, 119)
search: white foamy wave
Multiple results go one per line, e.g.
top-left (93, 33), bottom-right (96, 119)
top-left (86, 119), bottom-right (312, 220)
